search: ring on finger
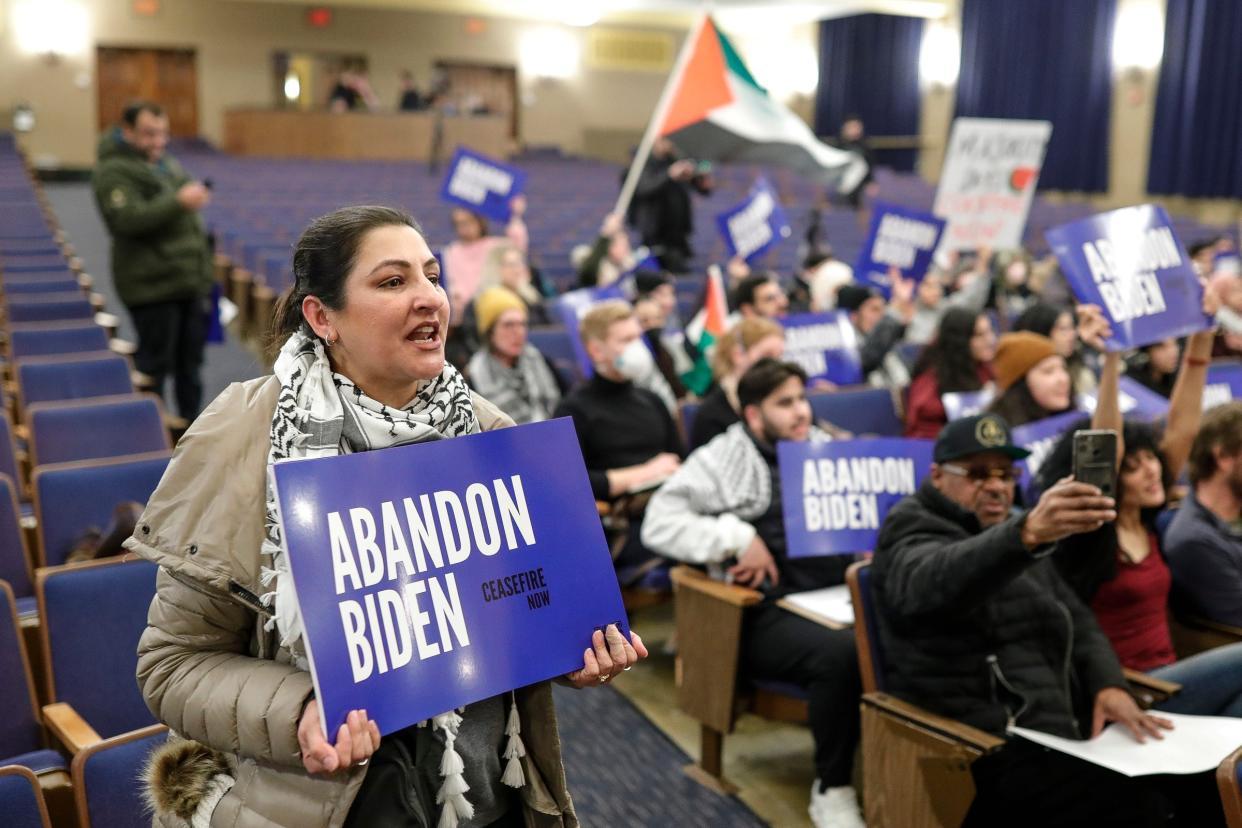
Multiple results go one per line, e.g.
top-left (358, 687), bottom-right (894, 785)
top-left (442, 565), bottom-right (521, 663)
top-left (599, 674), bottom-right (609, 683)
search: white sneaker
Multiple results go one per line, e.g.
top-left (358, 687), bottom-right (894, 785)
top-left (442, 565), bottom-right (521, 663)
top-left (808, 782), bottom-right (865, 828)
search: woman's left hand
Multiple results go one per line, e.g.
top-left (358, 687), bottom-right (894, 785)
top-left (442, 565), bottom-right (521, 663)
top-left (564, 624), bottom-right (648, 688)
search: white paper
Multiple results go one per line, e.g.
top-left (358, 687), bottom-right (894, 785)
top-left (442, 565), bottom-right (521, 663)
top-left (778, 585), bottom-right (855, 628)
top-left (1010, 712), bottom-right (1242, 777)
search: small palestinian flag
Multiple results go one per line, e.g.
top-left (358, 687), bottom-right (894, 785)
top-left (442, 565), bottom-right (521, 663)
top-left (655, 15), bottom-right (867, 189)
top-left (681, 264), bottom-right (731, 396)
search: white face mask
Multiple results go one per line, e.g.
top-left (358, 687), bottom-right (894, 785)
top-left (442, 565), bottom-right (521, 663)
top-left (612, 338), bottom-right (654, 381)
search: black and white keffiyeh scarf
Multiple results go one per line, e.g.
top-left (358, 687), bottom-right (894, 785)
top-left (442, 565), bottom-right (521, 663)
top-left (260, 333), bottom-right (524, 827)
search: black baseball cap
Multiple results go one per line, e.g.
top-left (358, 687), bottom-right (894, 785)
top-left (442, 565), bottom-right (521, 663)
top-left (933, 414), bottom-right (1031, 463)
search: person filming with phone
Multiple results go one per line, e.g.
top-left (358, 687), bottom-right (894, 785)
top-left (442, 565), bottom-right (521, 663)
top-left (1036, 301), bottom-right (1242, 726)
top-left (871, 407), bottom-right (1221, 826)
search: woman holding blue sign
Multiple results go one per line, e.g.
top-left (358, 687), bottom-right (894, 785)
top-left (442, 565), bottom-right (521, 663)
top-left (130, 206), bottom-right (645, 828)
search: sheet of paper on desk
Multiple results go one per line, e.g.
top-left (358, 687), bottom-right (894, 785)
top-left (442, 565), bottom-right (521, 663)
top-left (1010, 712), bottom-right (1242, 777)
top-left (777, 585), bottom-right (854, 628)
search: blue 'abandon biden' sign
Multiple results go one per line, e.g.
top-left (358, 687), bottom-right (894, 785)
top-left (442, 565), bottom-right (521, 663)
top-left (271, 418), bottom-right (627, 738)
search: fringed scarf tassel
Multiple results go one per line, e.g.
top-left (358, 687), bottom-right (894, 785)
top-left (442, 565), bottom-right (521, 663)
top-left (433, 711), bottom-right (473, 828)
top-left (501, 691), bottom-right (526, 788)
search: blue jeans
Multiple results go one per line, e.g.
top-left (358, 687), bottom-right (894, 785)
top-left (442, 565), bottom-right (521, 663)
top-left (1150, 640), bottom-right (1242, 717)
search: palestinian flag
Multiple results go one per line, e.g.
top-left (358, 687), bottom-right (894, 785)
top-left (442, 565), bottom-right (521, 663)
top-left (681, 265), bottom-right (730, 396)
top-left (655, 15), bottom-right (867, 189)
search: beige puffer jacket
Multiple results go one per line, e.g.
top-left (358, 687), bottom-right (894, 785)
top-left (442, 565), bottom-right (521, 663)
top-left (126, 376), bottom-right (579, 828)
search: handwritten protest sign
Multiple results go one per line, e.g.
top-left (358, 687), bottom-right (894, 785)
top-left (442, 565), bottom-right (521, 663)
top-left (1204, 362), bottom-right (1242, 410)
top-left (934, 118), bottom-right (1051, 251)
top-left (272, 418), bottom-right (628, 737)
top-left (715, 177), bottom-right (792, 263)
top-left (779, 438), bottom-right (933, 556)
top-left (1046, 205), bottom-right (1210, 351)
top-left (855, 203), bottom-right (946, 297)
top-left (439, 146), bottom-right (527, 223)
top-left (781, 311), bottom-right (863, 386)
top-left (552, 282), bottom-right (630, 377)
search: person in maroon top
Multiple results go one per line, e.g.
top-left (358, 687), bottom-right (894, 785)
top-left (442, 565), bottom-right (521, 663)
top-left (1045, 290), bottom-right (1242, 718)
top-left (904, 308), bottom-right (996, 438)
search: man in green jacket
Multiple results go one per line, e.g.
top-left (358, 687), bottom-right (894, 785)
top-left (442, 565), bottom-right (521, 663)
top-left (92, 101), bottom-right (213, 419)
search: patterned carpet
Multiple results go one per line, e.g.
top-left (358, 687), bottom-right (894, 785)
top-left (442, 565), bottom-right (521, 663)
top-left (553, 683), bottom-right (765, 827)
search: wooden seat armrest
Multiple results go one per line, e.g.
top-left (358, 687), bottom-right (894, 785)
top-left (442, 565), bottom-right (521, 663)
top-left (670, 566), bottom-right (762, 608)
top-left (1181, 615), bottom-right (1242, 638)
top-left (42, 702), bottom-right (103, 754)
top-left (863, 692), bottom-right (1006, 753)
top-left (595, 500), bottom-right (611, 517)
top-left (108, 337), bottom-right (137, 356)
top-left (1123, 668), bottom-right (1181, 705)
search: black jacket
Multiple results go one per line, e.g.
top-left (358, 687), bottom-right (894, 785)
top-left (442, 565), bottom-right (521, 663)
top-left (871, 481), bottom-right (1127, 739)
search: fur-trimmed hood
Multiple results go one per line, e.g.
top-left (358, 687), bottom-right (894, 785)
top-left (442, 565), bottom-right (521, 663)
top-left (144, 738), bottom-right (236, 828)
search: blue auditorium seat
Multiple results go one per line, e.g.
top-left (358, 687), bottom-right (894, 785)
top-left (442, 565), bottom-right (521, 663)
top-left (0, 765), bottom-right (52, 828)
top-left (28, 395), bottom-right (168, 467)
top-left (0, 476), bottom-right (34, 617)
top-left (8, 323), bottom-right (109, 360)
top-left (528, 326), bottom-right (583, 386)
top-left (678, 400), bottom-right (701, 446)
top-left (32, 452), bottom-right (171, 568)
top-left (17, 353), bottom-right (133, 408)
top-left (808, 386), bottom-right (903, 437)
top-left (0, 413), bottom-right (21, 489)
top-left (37, 558), bottom-right (159, 739)
top-left (0, 582), bottom-right (63, 775)
top-left (847, 561), bottom-right (888, 693)
top-left (0, 255), bottom-right (67, 272)
top-left (6, 294), bottom-right (94, 323)
top-left (71, 725), bottom-right (167, 828)
top-left (2, 279), bottom-right (81, 295)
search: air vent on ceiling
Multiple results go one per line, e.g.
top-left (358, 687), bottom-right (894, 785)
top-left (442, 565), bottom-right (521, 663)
top-left (585, 28), bottom-right (675, 72)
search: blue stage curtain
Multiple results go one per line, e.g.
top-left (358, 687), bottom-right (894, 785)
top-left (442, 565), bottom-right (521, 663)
top-left (955, 0), bottom-right (1116, 193)
top-left (1148, 0), bottom-right (1242, 197)
top-left (815, 13), bottom-right (924, 172)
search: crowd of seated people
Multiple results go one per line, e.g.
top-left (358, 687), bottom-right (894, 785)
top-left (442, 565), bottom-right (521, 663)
top-left (411, 173), bottom-right (1242, 825)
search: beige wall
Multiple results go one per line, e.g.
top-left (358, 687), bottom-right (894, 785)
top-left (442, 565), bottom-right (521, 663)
top-left (0, 0), bottom-right (683, 168)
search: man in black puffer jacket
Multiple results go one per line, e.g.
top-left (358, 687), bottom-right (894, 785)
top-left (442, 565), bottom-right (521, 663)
top-left (873, 414), bottom-right (1186, 828)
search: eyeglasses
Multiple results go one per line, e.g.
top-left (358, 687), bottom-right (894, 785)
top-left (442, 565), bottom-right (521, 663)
top-left (941, 463), bottom-right (1020, 484)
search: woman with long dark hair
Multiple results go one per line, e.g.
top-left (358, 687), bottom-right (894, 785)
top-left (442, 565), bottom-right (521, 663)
top-left (1038, 299), bottom-right (1242, 720)
top-left (904, 307), bottom-right (996, 438)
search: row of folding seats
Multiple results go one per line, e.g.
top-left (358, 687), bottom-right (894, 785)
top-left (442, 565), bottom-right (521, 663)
top-left (0, 136), bottom-right (170, 827)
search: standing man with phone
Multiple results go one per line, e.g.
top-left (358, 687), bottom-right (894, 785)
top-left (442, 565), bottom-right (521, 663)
top-left (93, 100), bottom-right (214, 421)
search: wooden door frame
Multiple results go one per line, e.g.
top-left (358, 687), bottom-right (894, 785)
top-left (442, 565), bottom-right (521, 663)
top-left (95, 44), bottom-right (199, 135)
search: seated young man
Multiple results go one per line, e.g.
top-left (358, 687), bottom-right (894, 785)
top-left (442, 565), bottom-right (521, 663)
top-left (554, 300), bottom-right (683, 578)
top-left (872, 413), bottom-right (1221, 827)
top-left (1166, 401), bottom-right (1242, 626)
top-left (641, 358), bottom-right (863, 828)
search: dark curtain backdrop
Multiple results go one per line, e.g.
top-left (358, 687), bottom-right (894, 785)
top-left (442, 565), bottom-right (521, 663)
top-left (955, 0), bottom-right (1116, 192)
top-left (815, 13), bottom-right (924, 172)
top-left (1148, 0), bottom-right (1242, 197)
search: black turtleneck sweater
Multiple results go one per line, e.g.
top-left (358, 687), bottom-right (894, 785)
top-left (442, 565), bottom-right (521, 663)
top-left (553, 374), bottom-right (684, 500)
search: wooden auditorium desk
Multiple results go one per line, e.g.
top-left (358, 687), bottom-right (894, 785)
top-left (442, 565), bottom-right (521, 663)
top-left (222, 109), bottom-right (509, 161)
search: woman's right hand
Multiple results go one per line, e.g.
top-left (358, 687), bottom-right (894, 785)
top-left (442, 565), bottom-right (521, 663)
top-left (298, 701), bottom-right (380, 774)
